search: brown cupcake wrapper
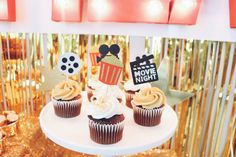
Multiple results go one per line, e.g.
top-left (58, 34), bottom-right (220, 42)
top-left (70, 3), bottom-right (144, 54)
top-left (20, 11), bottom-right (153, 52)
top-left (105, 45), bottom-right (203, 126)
top-left (125, 92), bottom-right (135, 109)
top-left (89, 120), bottom-right (124, 144)
top-left (132, 104), bottom-right (164, 126)
top-left (52, 98), bottom-right (82, 118)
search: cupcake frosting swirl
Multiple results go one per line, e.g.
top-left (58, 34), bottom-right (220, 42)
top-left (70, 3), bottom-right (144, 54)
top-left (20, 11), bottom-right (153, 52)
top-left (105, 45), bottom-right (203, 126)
top-left (52, 80), bottom-right (81, 100)
top-left (93, 85), bottom-right (125, 104)
top-left (124, 80), bottom-right (151, 92)
top-left (88, 76), bottom-right (103, 89)
top-left (132, 87), bottom-right (166, 109)
top-left (87, 95), bottom-right (123, 119)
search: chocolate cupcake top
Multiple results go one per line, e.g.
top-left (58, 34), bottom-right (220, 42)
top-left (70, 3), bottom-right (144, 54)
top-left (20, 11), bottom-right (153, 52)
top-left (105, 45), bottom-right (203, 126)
top-left (124, 80), bottom-right (151, 92)
top-left (7, 113), bottom-right (18, 123)
top-left (87, 95), bottom-right (123, 119)
top-left (52, 80), bottom-right (81, 101)
top-left (132, 87), bottom-right (166, 109)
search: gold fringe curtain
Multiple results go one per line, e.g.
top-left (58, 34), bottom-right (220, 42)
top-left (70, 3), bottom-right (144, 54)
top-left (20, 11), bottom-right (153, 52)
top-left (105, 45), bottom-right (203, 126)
top-left (0, 33), bottom-right (235, 157)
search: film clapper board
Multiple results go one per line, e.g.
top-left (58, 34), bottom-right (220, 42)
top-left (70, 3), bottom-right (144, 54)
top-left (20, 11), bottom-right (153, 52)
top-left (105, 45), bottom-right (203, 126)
top-left (130, 54), bottom-right (158, 85)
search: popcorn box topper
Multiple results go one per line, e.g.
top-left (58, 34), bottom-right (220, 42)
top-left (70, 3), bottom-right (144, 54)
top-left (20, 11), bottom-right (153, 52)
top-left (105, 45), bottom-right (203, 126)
top-left (130, 54), bottom-right (158, 85)
top-left (97, 44), bottom-right (123, 85)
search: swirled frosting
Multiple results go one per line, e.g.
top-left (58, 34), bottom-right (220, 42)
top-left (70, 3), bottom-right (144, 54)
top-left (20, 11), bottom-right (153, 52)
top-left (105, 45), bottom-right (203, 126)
top-left (93, 85), bottom-right (125, 104)
top-left (52, 80), bottom-right (81, 100)
top-left (132, 87), bottom-right (166, 109)
top-left (87, 94), bottom-right (123, 119)
top-left (88, 76), bottom-right (103, 89)
top-left (124, 80), bottom-right (151, 92)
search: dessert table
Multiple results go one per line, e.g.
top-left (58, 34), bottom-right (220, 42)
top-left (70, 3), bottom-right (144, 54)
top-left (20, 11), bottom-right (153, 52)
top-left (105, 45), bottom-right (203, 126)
top-left (39, 92), bottom-right (178, 156)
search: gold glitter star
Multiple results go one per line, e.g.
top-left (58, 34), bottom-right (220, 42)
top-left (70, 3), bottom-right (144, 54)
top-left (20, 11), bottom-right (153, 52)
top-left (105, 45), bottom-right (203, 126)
top-left (39, 67), bottom-right (66, 92)
top-left (151, 57), bottom-right (193, 106)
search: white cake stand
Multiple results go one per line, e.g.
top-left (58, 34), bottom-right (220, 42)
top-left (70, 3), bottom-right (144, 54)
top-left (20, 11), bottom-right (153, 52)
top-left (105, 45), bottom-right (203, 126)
top-left (39, 93), bottom-right (178, 156)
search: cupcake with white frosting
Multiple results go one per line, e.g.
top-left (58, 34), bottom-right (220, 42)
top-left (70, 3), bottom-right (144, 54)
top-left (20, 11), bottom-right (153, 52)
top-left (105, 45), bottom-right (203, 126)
top-left (52, 80), bottom-right (82, 118)
top-left (131, 87), bottom-right (166, 126)
top-left (124, 80), bottom-right (151, 108)
top-left (87, 94), bottom-right (125, 144)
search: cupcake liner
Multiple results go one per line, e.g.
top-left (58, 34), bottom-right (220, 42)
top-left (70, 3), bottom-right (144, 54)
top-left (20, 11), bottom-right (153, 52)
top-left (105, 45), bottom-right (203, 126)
top-left (99, 62), bottom-right (123, 85)
top-left (1, 120), bottom-right (19, 137)
top-left (52, 97), bottom-right (82, 118)
top-left (132, 103), bottom-right (164, 126)
top-left (90, 52), bottom-right (101, 66)
top-left (125, 91), bottom-right (135, 109)
top-left (89, 120), bottom-right (124, 144)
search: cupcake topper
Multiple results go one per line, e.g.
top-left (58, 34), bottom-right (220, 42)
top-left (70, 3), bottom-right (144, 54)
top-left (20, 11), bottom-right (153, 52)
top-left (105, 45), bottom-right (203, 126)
top-left (97, 44), bottom-right (123, 85)
top-left (97, 44), bottom-right (120, 63)
top-left (58, 52), bottom-right (81, 78)
top-left (130, 54), bottom-right (159, 85)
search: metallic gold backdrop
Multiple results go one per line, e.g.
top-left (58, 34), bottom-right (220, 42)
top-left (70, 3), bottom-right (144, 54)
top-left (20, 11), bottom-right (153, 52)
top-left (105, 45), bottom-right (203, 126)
top-left (0, 33), bottom-right (235, 157)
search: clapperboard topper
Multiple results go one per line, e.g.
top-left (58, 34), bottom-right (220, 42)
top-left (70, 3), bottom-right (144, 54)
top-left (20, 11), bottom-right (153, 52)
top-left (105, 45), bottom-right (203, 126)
top-left (130, 54), bottom-right (158, 85)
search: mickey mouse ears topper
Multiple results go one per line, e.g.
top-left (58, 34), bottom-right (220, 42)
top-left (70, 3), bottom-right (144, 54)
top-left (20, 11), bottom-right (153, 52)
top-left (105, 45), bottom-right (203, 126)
top-left (130, 54), bottom-right (158, 85)
top-left (97, 44), bottom-right (123, 85)
top-left (58, 52), bottom-right (81, 76)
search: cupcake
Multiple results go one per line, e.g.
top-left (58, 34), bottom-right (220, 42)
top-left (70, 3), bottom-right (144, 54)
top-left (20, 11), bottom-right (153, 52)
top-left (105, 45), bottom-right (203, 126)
top-left (87, 94), bottom-right (125, 144)
top-left (86, 76), bottom-right (103, 101)
top-left (52, 80), bottom-right (82, 118)
top-left (99, 54), bottom-right (123, 85)
top-left (124, 80), bottom-right (151, 108)
top-left (131, 87), bottom-right (166, 126)
top-left (0, 111), bottom-right (19, 137)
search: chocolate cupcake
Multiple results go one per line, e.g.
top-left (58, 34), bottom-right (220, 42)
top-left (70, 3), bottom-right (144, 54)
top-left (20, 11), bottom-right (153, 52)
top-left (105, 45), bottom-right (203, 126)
top-left (87, 95), bottom-right (125, 144)
top-left (0, 111), bottom-right (19, 137)
top-left (52, 80), bottom-right (82, 118)
top-left (131, 87), bottom-right (166, 126)
top-left (124, 80), bottom-right (151, 108)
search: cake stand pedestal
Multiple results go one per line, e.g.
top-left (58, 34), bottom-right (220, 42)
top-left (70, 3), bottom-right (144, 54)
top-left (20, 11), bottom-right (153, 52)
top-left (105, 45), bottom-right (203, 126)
top-left (39, 94), bottom-right (178, 156)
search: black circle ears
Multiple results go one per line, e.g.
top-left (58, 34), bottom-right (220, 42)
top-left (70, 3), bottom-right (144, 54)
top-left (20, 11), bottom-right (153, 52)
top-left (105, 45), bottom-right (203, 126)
top-left (99, 44), bottom-right (120, 56)
top-left (109, 44), bottom-right (120, 55)
top-left (99, 44), bottom-right (109, 56)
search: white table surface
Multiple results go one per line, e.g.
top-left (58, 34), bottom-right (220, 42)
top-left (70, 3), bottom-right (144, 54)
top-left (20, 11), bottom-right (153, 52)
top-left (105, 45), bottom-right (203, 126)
top-left (39, 93), bottom-right (178, 156)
